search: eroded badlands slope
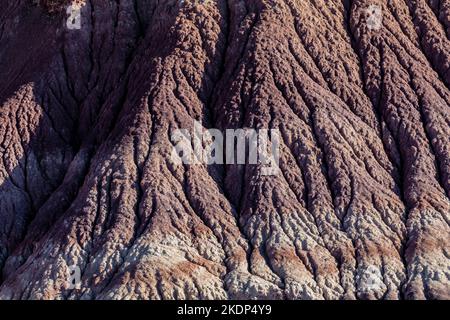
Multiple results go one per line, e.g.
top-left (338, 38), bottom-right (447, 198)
top-left (0, 0), bottom-right (449, 299)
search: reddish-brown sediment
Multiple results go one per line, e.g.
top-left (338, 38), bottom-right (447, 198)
top-left (0, 0), bottom-right (448, 300)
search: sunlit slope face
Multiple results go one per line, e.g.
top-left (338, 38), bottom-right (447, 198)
top-left (0, 0), bottom-right (448, 300)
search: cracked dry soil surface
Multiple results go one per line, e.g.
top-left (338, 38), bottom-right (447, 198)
top-left (0, 0), bottom-right (449, 300)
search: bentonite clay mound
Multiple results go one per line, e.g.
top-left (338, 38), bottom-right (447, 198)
top-left (0, 0), bottom-right (449, 300)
